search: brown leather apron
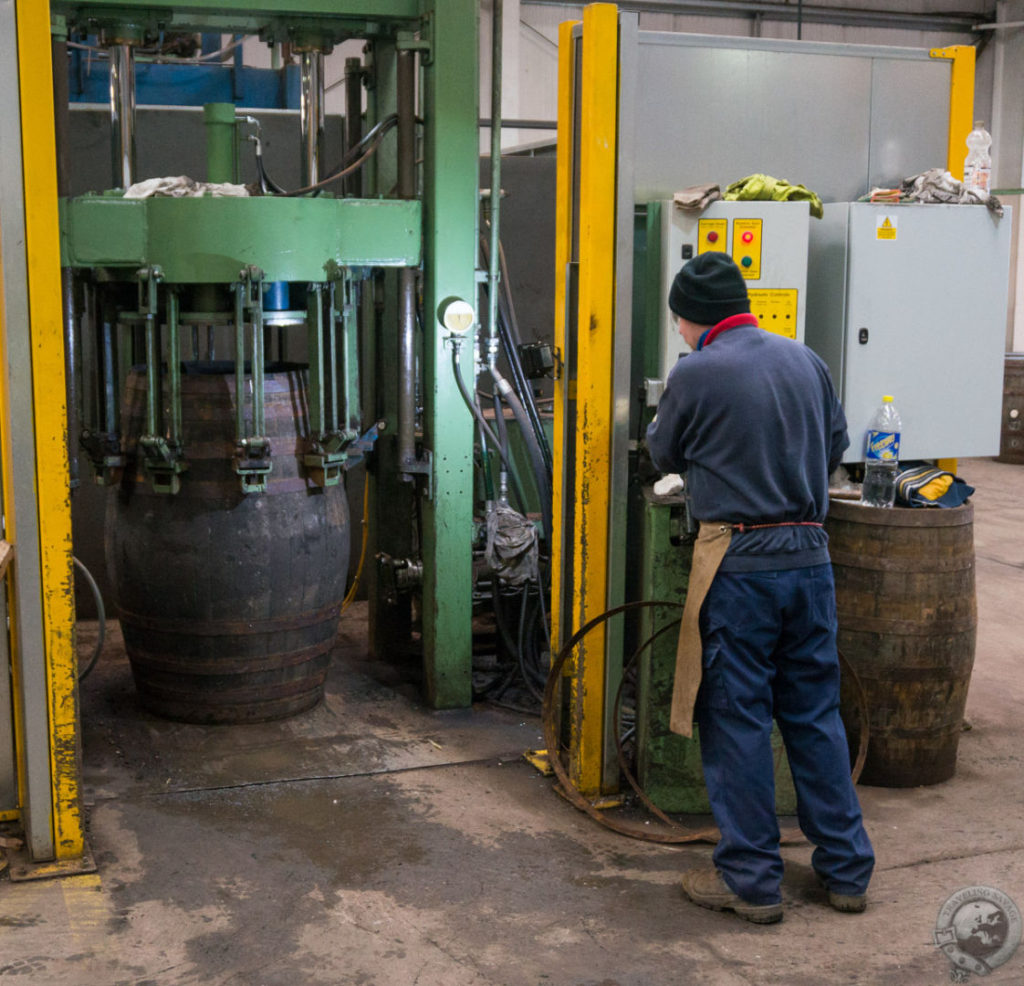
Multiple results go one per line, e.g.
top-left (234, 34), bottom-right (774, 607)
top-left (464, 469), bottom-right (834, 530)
top-left (669, 521), bottom-right (733, 738)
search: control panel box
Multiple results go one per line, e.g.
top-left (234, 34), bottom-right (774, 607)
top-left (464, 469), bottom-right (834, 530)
top-left (659, 200), bottom-right (811, 380)
top-left (805, 202), bottom-right (1012, 463)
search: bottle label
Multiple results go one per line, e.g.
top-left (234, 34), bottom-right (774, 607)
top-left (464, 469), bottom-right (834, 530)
top-left (866, 430), bottom-right (900, 461)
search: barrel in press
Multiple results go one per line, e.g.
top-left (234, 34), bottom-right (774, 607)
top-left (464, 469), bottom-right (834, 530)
top-left (107, 363), bottom-right (351, 724)
top-left (825, 499), bottom-right (976, 787)
top-left (996, 353), bottom-right (1024, 464)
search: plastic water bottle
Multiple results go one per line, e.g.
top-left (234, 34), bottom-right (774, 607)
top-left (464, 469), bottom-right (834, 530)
top-left (860, 396), bottom-right (901, 509)
top-left (963, 122), bottom-right (992, 193)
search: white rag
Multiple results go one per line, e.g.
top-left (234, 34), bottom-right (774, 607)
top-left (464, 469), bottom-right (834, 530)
top-left (124, 176), bottom-right (250, 199)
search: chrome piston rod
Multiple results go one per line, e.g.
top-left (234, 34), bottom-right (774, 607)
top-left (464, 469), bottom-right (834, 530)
top-left (108, 42), bottom-right (136, 189)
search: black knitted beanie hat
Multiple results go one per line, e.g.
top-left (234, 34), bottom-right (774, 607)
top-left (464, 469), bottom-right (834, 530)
top-left (668, 252), bottom-right (751, 326)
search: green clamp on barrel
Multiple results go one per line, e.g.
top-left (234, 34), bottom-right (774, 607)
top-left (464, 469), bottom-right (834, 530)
top-left (139, 435), bottom-right (189, 495)
top-left (304, 427), bottom-right (359, 488)
top-left (234, 436), bottom-right (272, 494)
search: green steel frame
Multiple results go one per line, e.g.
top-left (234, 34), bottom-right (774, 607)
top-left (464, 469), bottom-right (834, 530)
top-left (53, 0), bottom-right (481, 709)
top-left (61, 197), bottom-right (422, 281)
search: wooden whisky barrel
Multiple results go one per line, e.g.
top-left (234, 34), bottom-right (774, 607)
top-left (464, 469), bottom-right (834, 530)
top-left (825, 499), bottom-right (976, 787)
top-left (107, 363), bottom-right (350, 723)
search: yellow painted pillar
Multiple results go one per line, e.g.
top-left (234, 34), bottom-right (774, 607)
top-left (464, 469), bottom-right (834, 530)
top-left (15, 0), bottom-right (83, 860)
top-left (930, 44), bottom-right (975, 477)
top-left (553, 3), bottom-right (620, 798)
top-left (930, 44), bottom-right (976, 183)
top-left (550, 17), bottom-right (577, 674)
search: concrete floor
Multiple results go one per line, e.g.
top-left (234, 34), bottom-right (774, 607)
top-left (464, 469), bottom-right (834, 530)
top-left (2, 456), bottom-right (1023, 985)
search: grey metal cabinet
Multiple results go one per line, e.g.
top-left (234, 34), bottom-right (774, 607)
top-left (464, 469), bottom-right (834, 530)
top-left (806, 202), bottom-right (1012, 463)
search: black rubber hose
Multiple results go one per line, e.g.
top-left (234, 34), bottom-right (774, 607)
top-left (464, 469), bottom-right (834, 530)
top-left (479, 235), bottom-right (552, 477)
top-left (496, 238), bottom-right (552, 474)
top-left (516, 584), bottom-right (544, 702)
top-left (259, 115), bottom-right (399, 197)
top-left (450, 345), bottom-right (529, 515)
top-left (496, 302), bottom-right (552, 476)
top-left (490, 367), bottom-right (552, 549)
top-left (492, 386), bottom-right (510, 458)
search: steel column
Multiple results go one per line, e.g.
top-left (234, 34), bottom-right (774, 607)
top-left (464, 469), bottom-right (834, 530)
top-left (366, 41), bottom-right (414, 663)
top-left (419, 0), bottom-right (479, 708)
top-left (344, 56), bottom-right (364, 197)
top-left (396, 47), bottom-right (418, 477)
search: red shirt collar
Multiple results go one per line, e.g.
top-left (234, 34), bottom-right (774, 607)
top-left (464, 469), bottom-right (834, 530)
top-left (698, 312), bottom-right (760, 350)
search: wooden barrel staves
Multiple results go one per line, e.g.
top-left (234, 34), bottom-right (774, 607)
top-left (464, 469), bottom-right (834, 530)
top-left (107, 363), bottom-right (351, 724)
top-left (996, 354), bottom-right (1024, 464)
top-left (825, 499), bottom-right (976, 787)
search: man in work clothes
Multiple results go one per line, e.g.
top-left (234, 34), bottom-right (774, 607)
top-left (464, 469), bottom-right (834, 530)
top-left (645, 252), bottom-right (874, 924)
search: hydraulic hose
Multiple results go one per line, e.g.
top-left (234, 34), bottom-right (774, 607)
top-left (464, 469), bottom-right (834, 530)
top-left (489, 366), bottom-right (552, 549)
top-left (479, 234), bottom-right (552, 478)
top-left (495, 298), bottom-right (551, 476)
top-left (450, 344), bottom-right (528, 516)
top-left (497, 238), bottom-right (552, 473)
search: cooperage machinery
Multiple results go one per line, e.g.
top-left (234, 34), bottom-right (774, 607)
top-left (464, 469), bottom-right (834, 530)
top-left (2, 0), bottom-right (555, 867)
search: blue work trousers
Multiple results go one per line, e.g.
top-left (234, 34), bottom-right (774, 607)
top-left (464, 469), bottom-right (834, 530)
top-left (696, 563), bottom-right (875, 906)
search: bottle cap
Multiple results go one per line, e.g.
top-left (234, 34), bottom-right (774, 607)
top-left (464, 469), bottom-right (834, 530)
top-left (882, 395), bottom-right (894, 402)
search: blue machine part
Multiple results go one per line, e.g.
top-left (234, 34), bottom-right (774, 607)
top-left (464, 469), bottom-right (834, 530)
top-left (264, 281), bottom-right (290, 311)
top-left (69, 44), bottom-right (300, 110)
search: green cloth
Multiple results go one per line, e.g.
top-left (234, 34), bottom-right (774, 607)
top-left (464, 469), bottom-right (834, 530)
top-left (723, 174), bottom-right (823, 219)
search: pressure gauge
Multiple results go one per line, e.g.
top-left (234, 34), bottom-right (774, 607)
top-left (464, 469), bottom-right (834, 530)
top-left (439, 297), bottom-right (475, 335)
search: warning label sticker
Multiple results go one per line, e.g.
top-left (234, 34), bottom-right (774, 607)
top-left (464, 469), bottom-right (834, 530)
top-left (876, 215), bottom-right (898, 241)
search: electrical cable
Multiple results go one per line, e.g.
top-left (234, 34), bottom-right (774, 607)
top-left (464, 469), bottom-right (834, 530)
top-left (74, 556), bottom-right (106, 682)
top-left (516, 585), bottom-right (544, 702)
top-left (540, 599), bottom-right (871, 844)
top-left (491, 578), bottom-right (523, 666)
top-left (340, 475), bottom-right (370, 614)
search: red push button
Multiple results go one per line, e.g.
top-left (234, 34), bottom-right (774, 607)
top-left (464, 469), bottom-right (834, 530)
top-left (707, 231), bottom-right (719, 243)
top-left (742, 231), bottom-right (754, 243)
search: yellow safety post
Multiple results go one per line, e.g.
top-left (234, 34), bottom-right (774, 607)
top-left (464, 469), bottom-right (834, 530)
top-left (567, 2), bottom-right (619, 797)
top-left (550, 17), bottom-right (578, 673)
top-left (930, 43), bottom-right (975, 477)
top-left (930, 44), bottom-right (976, 183)
top-left (15, 0), bottom-right (83, 859)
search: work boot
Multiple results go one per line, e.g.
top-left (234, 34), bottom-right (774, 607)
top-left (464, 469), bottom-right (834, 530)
top-left (827, 891), bottom-right (867, 913)
top-left (815, 871), bottom-right (867, 913)
top-left (680, 866), bottom-right (783, 924)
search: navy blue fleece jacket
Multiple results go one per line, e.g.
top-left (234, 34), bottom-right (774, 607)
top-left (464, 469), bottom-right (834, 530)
top-left (645, 321), bottom-right (849, 571)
